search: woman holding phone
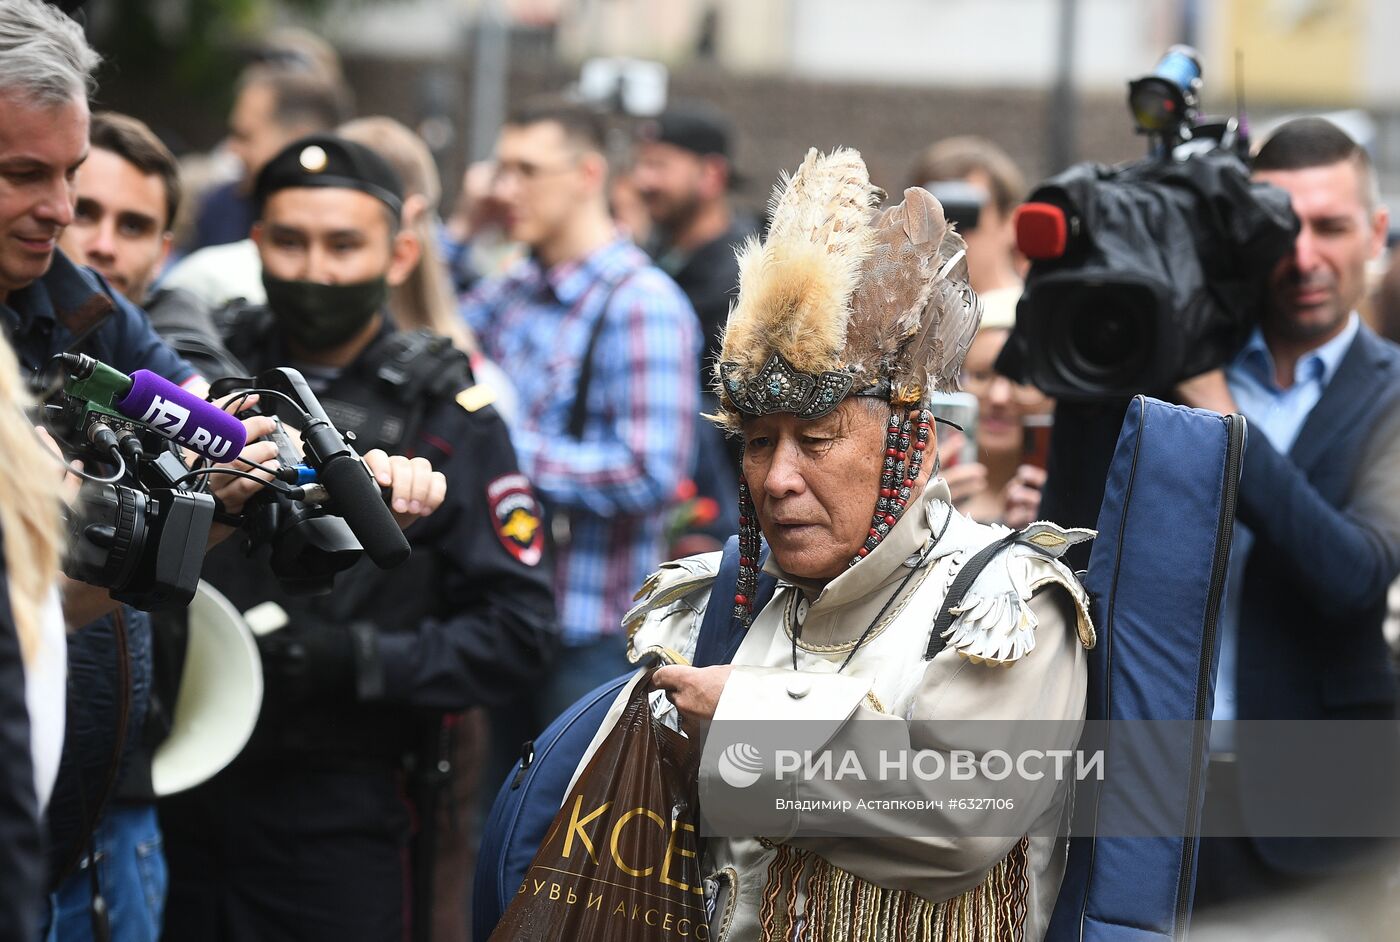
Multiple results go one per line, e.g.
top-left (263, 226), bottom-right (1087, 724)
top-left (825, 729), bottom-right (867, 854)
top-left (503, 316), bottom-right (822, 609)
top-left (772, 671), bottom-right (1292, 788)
top-left (943, 299), bottom-right (1055, 527)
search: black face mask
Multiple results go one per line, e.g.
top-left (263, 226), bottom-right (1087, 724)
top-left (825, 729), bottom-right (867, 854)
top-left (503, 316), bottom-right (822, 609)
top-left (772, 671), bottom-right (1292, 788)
top-left (262, 274), bottom-right (388, 352)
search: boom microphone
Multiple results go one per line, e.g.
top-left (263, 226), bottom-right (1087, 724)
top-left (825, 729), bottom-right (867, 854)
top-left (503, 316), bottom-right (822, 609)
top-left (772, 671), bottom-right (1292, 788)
top-left (115, 370), bottom-right (247, 462)
top-left (210, 366), bottom-right (413, 570)
top-left (316, 454), bottom-right (412, 569)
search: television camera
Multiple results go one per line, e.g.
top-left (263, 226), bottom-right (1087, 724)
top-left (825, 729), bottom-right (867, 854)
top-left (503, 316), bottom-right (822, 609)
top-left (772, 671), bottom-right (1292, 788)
top-left (997, 45), bottom-right (1299, 401)
top-left (35, 353), bottom-right (411, 610)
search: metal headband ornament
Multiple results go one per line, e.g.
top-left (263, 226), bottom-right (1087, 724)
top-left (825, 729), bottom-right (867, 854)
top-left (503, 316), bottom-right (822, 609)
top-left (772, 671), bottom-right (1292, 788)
top-left (718, 354), bottom-right (854, 420)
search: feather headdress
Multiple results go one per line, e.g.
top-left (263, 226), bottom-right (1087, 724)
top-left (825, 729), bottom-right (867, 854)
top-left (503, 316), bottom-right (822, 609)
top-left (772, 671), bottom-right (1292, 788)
top-left (713, 148), bottom-right (982, 428)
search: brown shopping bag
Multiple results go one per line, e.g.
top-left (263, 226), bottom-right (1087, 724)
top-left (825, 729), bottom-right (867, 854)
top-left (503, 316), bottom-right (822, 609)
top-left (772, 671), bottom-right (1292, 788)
top-left (489, 668), bottom-right (706, 941)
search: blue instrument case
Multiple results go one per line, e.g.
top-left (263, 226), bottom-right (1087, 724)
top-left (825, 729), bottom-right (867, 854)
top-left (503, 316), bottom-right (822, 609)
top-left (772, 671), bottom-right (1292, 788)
top-left (1047, 396), bottom-right (1245, 942)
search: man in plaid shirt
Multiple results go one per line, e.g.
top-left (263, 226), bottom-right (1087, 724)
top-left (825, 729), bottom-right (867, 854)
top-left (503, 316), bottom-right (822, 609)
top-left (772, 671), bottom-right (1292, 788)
top-left (462, 99), bottom-right (701, 729)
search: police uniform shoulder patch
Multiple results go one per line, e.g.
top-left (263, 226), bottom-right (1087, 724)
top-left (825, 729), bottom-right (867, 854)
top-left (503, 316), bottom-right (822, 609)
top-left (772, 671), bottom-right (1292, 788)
top-left (487, 473), bottom-right (543, 566)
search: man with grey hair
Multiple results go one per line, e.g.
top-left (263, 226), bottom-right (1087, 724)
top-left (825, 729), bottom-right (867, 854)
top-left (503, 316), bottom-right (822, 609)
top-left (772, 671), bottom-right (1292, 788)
top-left (0, 0), bottom-right (101, 300)
top-left (0, 4), bottom-right (103, 939)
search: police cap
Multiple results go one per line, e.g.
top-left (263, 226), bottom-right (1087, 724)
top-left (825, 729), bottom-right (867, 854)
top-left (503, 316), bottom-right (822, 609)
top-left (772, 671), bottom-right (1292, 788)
top-left (254, 133), bottom-right (404, 217)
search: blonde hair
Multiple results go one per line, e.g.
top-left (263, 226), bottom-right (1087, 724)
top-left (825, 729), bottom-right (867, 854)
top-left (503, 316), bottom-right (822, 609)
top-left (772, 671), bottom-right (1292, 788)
top-left (338, 116), bottom-right (477, 353)
top-left (0, 333), bottom-right (64, 662)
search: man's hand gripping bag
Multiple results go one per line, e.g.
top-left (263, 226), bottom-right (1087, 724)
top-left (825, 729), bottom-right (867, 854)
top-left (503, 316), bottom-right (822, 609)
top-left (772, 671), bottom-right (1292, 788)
top-left (488, 668), bottom-right (705, 941)
top-left (1047, 396), bottom-right (1245, 942)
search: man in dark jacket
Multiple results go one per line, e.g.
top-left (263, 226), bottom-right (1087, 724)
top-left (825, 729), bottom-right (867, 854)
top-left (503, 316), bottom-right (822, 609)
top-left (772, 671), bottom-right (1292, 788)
top-left (634, 103), bottom-right (756, 387)
top-left (159, 134), bottom-right (558, 941)
top-left (1176, 117), bottom-right (1400, 906)
top-left (632, 102), bottom-right (753, 522)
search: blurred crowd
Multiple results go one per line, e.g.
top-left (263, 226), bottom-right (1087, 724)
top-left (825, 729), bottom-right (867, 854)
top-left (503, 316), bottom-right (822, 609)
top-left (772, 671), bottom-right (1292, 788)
top-left (4, 0), bottom-right (1400, 940)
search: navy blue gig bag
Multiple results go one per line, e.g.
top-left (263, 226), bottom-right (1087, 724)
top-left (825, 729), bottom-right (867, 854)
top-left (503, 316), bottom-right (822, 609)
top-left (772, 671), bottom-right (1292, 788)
top-left (1046, 396), bottom-right (1245, 942)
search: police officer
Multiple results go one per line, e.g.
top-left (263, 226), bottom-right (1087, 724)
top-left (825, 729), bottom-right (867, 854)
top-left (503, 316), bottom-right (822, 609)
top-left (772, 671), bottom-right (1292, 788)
top-left (158, 135), bottom-right (559, 941)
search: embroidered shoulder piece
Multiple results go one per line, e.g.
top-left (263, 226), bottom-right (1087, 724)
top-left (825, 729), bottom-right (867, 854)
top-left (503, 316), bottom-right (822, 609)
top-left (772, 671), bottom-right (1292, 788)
top-left (940, 521), bottom-right (1096, 666)
top-left (622, 552), bottom-right (721, 664)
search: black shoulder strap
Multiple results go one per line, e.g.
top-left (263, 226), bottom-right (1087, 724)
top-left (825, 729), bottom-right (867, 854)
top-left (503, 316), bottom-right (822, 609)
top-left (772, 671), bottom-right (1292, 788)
top-left (924, 529), bottom-right (1022, 660)
top-left (567, 269), bottom-right (640, 440)
top-left (693, 537), bottom-right (777, 668)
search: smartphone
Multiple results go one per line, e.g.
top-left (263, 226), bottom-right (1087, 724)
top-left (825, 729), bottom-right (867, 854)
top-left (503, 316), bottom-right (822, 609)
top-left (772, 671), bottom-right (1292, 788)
top-left (922, 181), bottom-right (985, 233)
top-left (1022, 413), bottom-right (1054, 470)
top-left (928, 391), bottom-right (979, 466)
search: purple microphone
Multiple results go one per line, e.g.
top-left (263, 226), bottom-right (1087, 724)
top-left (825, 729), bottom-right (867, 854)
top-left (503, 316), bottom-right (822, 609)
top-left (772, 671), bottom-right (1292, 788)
top-left (114, 370), bottom-right (247, 463)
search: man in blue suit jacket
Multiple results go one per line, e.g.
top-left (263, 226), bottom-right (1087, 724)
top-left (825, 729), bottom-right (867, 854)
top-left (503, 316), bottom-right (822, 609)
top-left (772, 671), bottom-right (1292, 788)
top-left (1178, 117), bottom-right (1400, 906)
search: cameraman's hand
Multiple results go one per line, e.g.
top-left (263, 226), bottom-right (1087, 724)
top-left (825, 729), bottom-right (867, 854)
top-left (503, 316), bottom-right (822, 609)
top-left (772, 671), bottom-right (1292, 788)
top-left (363, 450), bottom-right (447, 529)
top-left (206, 414), bottom-right (281, 549)
top-left (1176, 369), bottom-right (1238, 415)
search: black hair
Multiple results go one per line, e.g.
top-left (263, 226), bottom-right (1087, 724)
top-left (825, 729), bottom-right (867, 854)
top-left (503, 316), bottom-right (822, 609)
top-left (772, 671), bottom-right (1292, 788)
top-left (505, 96), bottom-right (606, 153)
top-left (1254, 117), bottom-right (1378, 209)
top-left (239, 65), bottom-right (353, 133)
top-left (90, 111), bottom-right (181, 230)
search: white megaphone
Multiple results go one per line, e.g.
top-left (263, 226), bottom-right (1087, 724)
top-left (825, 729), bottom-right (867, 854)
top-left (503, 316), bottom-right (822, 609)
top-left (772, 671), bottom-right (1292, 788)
top-left (151, 581), bottom-right (264, 796)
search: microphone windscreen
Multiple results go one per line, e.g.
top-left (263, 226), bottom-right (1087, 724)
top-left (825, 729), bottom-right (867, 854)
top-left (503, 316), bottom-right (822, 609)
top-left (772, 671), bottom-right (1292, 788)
top-left (318, 454), bottom-right (412, 569)
top-left (1015, 202), bottom-right (1070, 260)
top-left (115, 370), bottom-right (247, 463)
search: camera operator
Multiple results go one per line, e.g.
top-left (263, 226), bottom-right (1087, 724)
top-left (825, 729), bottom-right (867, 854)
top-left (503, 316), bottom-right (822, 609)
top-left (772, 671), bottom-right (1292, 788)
top-left (158, 134), bottom-right (558, 941)
top-left (1173, 118), bottom-right (1400, 906)
top-left (0, 12), bottom-right (234, 925)
top-left (39, 109), bottom-right (253, 941)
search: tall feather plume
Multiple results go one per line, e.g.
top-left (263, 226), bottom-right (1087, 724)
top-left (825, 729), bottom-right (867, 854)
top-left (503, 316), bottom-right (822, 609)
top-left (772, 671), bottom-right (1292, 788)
top-left (846, 187), bottom-right (982, 402)
top-left (716, 148), bottom-right (882, 382)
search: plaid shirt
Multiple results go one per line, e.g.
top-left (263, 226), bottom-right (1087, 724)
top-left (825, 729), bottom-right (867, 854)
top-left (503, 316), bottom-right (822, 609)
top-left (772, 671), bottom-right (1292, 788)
top-left (462, 237), bottom-right (700, 645)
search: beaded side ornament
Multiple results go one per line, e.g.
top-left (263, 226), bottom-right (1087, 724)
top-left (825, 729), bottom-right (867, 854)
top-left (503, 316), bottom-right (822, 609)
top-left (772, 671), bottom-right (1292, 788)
top-left (734, 476), bottom-right (764, 625)
top-left (854, 407), bottom-right (932, 566)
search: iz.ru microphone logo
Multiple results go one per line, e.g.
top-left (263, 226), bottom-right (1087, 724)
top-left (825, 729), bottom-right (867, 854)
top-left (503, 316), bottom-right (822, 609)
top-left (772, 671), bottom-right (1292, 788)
top-left (140, 395), bottom-right (191, 437)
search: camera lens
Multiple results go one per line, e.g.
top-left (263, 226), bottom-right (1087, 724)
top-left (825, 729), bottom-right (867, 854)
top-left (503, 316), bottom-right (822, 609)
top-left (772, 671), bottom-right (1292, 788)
top-left (1038, 279), bottom-right (1157, 397)
top-left (1072, 309), bottom-right (1143, 372)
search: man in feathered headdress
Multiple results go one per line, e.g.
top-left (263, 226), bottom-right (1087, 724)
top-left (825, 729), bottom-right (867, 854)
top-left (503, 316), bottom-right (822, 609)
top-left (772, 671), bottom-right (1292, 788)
top-left (604, 148), bottom-right (1097, 940)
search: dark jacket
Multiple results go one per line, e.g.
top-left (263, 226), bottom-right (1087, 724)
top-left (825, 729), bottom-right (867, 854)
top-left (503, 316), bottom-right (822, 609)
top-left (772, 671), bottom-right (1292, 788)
top-left (142, 286), bottom-right (246, 381)
top-left (651, 214), bottom-right (757, 379)
top-left (0, 249), bottom-right (193, 384)
top-left (0, 556), bottom-right (42, 942)
top-left (1232, 325), bottom-right (1400, 872)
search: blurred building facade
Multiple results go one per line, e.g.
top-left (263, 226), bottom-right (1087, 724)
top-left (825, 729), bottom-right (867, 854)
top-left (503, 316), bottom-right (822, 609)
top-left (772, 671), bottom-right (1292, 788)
top-left (100, 0), bottom-right (1400, 213)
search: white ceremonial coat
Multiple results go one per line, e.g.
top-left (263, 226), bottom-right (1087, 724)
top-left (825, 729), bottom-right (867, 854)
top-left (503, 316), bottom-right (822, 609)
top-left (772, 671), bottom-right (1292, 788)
top-left (575, 480), bottom-right (1094, 942)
